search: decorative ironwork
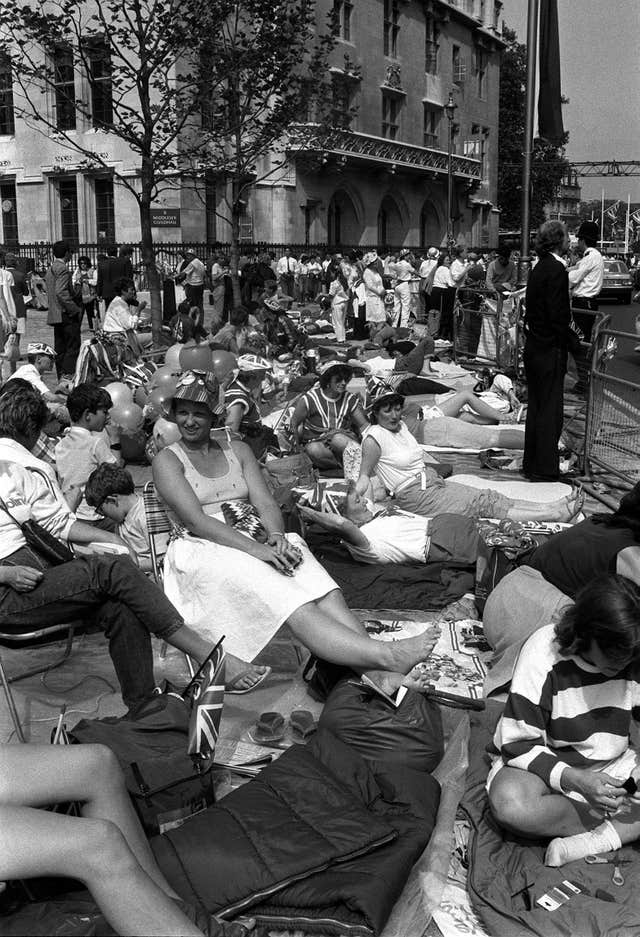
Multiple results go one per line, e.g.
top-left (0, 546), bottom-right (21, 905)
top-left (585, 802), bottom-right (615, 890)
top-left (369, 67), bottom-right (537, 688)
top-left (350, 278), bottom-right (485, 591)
top-left (288, 125), bottom-right (481, 179)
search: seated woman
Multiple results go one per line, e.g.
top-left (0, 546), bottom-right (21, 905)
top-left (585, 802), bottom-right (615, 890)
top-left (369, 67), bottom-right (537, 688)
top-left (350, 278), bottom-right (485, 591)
top-left (0, 382), bottom-right (219, 713)
top-left (152, 370), bottom-right (440, 697)
top-left (224, 353), bottom-right (278, 459)
top-left (0, 743), bottom-right (249, 937)
top-left (290, 361), bottom-right (369, 471)
top-left (299, 482), bottom-right (479, 566)
top-left (488, 575), bottom-right (640, 868)
top-left (355, 383), bottom-right (579, 523)
top-left (102, 277), bottom-right (149, 365)
top-left (483, 482), bottom-right (640, 697)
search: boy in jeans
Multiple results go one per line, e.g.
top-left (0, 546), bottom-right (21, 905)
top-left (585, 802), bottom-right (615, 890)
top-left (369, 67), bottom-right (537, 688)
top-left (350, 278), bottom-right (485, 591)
top-left (54, 383), bottom-right (122, 529)
top-left (84, 463), bottom-right (151, 571)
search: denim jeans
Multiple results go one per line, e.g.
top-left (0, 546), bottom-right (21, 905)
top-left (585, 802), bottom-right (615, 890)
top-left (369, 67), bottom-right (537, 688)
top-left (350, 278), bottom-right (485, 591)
top-left (0, 549), bottom-right (184, 709)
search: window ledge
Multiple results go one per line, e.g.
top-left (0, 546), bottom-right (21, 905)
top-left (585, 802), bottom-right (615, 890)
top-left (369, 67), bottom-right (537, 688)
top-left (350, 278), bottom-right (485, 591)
top-left (380, 84), bottom-right (406, 97)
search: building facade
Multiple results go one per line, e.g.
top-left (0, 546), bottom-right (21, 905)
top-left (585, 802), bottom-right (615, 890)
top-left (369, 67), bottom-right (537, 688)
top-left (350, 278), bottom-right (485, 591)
top-left (0, 0), bottom-right (505, 251)
top-left (545, 168), bottom-right (582, 231)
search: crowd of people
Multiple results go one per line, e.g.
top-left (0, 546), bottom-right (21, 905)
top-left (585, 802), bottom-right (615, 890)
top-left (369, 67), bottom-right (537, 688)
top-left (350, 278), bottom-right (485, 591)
top-left (0, 218), bottom-right (639, 933)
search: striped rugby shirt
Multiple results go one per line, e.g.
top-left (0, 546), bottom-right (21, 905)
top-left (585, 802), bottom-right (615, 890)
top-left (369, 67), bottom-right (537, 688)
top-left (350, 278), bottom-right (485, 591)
top-left (491, 623), bottom-right (640, 792)
top-left (224, 377), bottom-right (261, 431)
top-left (300, 386), bottom-right (361, 442)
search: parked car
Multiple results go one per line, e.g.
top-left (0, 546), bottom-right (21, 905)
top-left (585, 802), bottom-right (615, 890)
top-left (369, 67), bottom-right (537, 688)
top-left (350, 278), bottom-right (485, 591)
top-left (600, 259), bottom-right (634, 304)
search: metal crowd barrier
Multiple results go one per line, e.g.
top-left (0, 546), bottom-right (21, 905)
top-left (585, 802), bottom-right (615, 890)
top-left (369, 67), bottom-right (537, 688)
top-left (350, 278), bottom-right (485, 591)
top-left (583, 324), bottom-right (640, 487)
top-left (452, 287), bottom-right (521, 373)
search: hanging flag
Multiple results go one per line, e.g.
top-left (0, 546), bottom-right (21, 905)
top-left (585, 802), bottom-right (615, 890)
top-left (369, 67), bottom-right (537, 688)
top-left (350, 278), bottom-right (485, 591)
top-left (605, 200), bottom-right (621, 221)
top-left (537, 0), bottom-right (565, 146)
top-left (183, 639), bottom-right (226, 760)
top-left (631, 209), bottom-right (640, 225)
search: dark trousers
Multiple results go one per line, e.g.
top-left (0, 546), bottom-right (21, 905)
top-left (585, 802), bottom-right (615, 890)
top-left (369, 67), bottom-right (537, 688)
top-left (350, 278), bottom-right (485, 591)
top-left (0, 550), bottom-right (184, 709)
top-left (185, 283), bottom-right (205, 325)
top-left (397, 376), bottom-right (450, 395)
top-left (572, 296), bottom-right (599, 343)
top-left (81, 299), bottom-right (99, 330)
top-left (523, 341), bottom-right (566, 480)
top-left (53, 314), bottom-right (82, 378)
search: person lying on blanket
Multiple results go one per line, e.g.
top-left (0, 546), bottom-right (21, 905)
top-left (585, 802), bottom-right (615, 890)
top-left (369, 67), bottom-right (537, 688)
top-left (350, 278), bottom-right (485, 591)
top-left (487, 574), bottom-right (640, 868)
top-left (299, 482), bottom-right (479, 566)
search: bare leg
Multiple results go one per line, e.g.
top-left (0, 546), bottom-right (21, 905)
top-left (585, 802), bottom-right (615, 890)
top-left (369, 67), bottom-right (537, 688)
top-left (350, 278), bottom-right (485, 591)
top-left (305, 440), bottom-right (341, 470)
top-left (0, 744), bottom-right (201, 937)
top-left (489, 767), bottom-right (599, 838)
top-left (439, 390), bottom-right (505, 423)
top-left (167, 624), bottom-right (269, 690)
top-left (327, 432), bottom-right (355, 459)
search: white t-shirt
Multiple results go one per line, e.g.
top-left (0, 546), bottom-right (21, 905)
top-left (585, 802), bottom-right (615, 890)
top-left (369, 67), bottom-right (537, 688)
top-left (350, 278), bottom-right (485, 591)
top-left (7, 364), bottom-right (50, 397)
top-left (345, 510), bottom-right (430, 564)
top-left (432, 266), bottom-right (453, 289)
top-left (364, 355), bottom-right (397, 377)
top-left (363, 422), bottom-right (424, 494)
top-left (103, 296), bottom-right (138, 333)
top-left (54, 426), bottom-right (118, 521)
top-left (118, 496), bottom-right (150, 569)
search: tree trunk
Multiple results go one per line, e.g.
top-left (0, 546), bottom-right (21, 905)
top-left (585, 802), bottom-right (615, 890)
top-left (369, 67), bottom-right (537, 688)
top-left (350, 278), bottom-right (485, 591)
top-left (230, 200), bottom-right (242, 307)
top-left (138, 178), bottom-right (162, 346)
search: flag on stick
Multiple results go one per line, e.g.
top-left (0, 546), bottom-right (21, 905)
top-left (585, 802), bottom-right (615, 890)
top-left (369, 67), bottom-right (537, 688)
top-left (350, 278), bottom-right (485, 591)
top-left (605, 200), bottom-right (621, 221)
top-left (537, 0), bottom-right (564, 146)
top-left (183, 637), bottom-right (226, 760)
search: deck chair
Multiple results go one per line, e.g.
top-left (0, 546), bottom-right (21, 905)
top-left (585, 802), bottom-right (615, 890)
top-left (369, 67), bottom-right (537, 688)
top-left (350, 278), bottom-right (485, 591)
top-left (142, 481), bottom-right (195, 677)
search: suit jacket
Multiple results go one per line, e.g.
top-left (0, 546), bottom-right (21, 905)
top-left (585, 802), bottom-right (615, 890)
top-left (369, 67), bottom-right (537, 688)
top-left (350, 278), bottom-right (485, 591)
top-left (46, 259), bottom-right (81, 325)
top-left (96, 256), bottom-right (134, 300)
top-left (524, 253), bottom-right (570, 349)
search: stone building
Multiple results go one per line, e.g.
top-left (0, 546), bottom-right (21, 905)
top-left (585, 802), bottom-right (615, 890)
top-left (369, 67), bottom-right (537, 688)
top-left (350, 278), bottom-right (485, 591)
top-left (0, 0), bottom-right (505, 250)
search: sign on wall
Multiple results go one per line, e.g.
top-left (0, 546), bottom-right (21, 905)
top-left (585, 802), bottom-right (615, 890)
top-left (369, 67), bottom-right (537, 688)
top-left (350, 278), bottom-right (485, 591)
top-left (150, 208), bottom-right (181, 227)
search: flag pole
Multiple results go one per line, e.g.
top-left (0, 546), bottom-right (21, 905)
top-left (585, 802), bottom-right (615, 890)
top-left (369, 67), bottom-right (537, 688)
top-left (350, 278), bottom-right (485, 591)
top-left (517, 0), bottom-right (540, 286)
top-left (600, 189), bottom-right (605, 250)
top-left (625, 194), bottom-right (631, 255)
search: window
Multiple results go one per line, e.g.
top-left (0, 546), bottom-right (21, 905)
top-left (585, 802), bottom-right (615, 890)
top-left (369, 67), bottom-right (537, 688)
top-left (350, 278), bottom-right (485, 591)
top-left (95, 177), bottom-right (115, 243)
top-left (475, 48), bottom-right (488, 99)
top-left (0, 54), bottom-right (15, 136)
top-left (84, 38), bottom-right (113, 128)
top-left (423, 104), bottom-right (440, 148)
top-left (425, 15), bottom-right (439, 75)
top-left (381, 92), bottom-right (400, 140)
top-left (452, 45), bottom-right (466, 84)
top-left (332, 0), bottom-right (353, 41)
top-left (331, 73), bottom-right (354, 129)
top-left (58, 177), bottom-right (79, 242)
top-left (0, 181), bottom-right (18, 244)
top-left (493, 1), bottom-right (502, 30)
top-left (52, 43), bottom-right (76, 131)
top-left (383, 0), bottom-right (400, 58)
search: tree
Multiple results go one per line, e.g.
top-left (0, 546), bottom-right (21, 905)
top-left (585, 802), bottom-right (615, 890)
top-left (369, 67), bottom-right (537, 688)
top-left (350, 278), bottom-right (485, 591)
top-left (0, 0), bottom-right (336, 337)
top-left (497, 26), bottom-right (571, 232)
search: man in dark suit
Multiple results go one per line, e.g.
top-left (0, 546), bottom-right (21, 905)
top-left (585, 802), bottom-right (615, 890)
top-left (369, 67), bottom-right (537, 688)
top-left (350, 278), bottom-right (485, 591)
top-left (96, 245), bottom-right (134, 309)
top-left (522, 220), bottom-right (570, 481)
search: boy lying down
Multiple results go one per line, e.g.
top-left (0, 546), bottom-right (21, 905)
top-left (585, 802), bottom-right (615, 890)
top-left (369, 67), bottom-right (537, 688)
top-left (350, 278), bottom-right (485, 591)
top-left (299, 482), bottom-right (479, 566)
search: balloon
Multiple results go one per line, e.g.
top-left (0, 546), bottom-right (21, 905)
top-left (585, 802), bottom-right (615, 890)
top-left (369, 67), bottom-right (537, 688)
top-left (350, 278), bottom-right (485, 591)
top-left (109, 402), bottom-right (144, 436)
top-left (179, 343), bottom-right (213, 372)
top-left (145, 386), bottom-right (172, 421)
top-left (119, 430), bottom-right (148, 463)
top-left (104, 382), bottom-right (133, 406)
top-left (134, 384), bottom-right (150, 407)
top-left (151, 364), bottom-right (181, 391)
top-left (210, 350), bottom-right (237, 382)
top-left (153, 417), bottom-right (182, 451)
top-left (164, 343), bottom-right (183, 370)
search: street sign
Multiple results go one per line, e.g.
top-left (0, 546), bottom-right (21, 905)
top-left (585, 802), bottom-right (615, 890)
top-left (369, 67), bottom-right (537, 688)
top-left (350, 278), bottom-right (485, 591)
top-left (150, 208), bottom-right (181, 227)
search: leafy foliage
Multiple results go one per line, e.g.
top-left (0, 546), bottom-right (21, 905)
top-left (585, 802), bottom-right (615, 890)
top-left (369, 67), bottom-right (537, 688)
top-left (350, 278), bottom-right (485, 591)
top-left (497, 26), bottom-right (570, 231)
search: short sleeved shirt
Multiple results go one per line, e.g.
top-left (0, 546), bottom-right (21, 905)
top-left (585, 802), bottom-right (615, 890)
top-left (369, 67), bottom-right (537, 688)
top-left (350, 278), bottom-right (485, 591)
top-left (7, 364), bottom-right (50, 397)
top-left (345, 510), bottom-right (430, 564)
top-left (55, 426), bottom-right (118, 521)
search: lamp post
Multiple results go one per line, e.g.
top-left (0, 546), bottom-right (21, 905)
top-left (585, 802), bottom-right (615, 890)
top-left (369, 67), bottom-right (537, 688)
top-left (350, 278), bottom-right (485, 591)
top-left (445, 91), bottom-right (457, 248)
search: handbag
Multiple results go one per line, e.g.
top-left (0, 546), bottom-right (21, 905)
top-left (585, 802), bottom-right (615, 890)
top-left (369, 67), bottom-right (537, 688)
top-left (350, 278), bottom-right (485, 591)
top-left (0, 466), bottom-right (75, 566)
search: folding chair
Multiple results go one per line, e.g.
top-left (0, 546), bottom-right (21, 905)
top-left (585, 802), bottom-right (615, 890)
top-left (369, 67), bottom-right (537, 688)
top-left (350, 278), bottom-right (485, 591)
top-left (142, 481), bottom-right (195, 677)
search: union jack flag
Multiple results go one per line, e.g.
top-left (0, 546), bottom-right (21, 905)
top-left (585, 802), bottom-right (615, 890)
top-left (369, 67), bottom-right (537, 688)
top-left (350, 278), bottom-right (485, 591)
top-left (605, 200), bottom-right (621, 221)
top-left (183, 639), bottom-right (226, 761)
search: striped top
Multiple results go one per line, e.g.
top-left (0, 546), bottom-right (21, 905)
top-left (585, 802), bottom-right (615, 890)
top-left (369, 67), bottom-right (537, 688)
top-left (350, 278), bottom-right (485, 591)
top-left (224, 377), bottom-right (261, 430)
top-left (491, 624), bottom-right (640, 792)
top-left (300, 387), bottom-right (361, 442)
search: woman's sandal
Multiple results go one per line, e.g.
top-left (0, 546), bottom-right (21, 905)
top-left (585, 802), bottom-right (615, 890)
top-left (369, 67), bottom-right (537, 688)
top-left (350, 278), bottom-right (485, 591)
top-left (566, 482), bottom-right (586, 522)
top-left (226, 665), bottom-right (272, 695)
top-left (289, 709), bottom-right (318, 742)
top-left (251, 711), bottom-right (286, 743)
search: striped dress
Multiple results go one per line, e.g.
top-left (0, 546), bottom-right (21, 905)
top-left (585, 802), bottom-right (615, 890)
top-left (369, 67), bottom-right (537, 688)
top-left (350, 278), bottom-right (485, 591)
top-left (490, 623), bottom-right (640, 792)
top-left (300, 387), bottom-right (361, 444)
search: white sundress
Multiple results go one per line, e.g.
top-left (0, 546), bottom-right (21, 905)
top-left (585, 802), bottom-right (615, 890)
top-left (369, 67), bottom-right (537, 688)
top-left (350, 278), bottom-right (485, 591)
top-left (161, 434), bottom-right (338, 661)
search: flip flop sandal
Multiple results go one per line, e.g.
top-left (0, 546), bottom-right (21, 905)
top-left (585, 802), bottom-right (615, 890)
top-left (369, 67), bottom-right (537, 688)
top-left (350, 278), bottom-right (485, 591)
top-left (251, 711), bottom-right (286, 743)
top-left (289, 709), bottom-right (318, 741)
top-left (567, 483), bottom-right (586, 522)
top-left (226, 665), bottom-right (272, 696)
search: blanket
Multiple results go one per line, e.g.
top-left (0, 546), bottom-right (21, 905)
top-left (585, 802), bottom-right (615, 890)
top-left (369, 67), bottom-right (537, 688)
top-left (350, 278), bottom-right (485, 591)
top-left (462, 708), bottom-right (640, 937)
top-left (307, 531), bottom-right (475, 610)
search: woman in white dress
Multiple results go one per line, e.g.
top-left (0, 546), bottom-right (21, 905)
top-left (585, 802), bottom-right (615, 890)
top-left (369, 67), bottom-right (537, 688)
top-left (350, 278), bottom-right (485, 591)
top-left (362, 252), bottom-right (386, 326)
top-left (152, 370), bottom-right (440, 695)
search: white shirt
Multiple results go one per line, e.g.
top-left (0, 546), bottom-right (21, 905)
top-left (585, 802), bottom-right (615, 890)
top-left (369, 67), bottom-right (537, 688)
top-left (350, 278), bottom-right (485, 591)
top-left (345, 510), bottom-right (430, 564)
top-left (364, 355), bottom-right (396, 377)
top-left (118, 496), bottom-right (150, 569)
top-left (363, 421), bottom-right (425, 494)
top-left (0, 437), bottom-right (75, 559)
top-left (432, 265), bottom-right (453, 289)
top-left (419, 258), bottom-right (437, 279)
top-left (103, 296), bottom-right (138, 333)
top-left (7, 364), bottom-right (50, 397)
top-left (182, 257), bottom-right (206, 286)
top-left (392, 259), bottom-right (415, 283)
top-left (450, 258), bottom-right (468, 287)
top-left (55, 426), bottom-right (118, 521)
top-left (568, 247), bottom-right (604, 298)
top-left (276, 255), bottom-right (299, 276)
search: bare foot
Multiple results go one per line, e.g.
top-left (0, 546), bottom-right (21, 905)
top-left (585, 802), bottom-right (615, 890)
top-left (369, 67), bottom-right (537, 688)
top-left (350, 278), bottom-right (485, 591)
top-left (381, 625), bottom-right (441, 675)
top-left (361, 667), bottom-right (436, 697)
top-left (225, 653), bottom-right (270, 692)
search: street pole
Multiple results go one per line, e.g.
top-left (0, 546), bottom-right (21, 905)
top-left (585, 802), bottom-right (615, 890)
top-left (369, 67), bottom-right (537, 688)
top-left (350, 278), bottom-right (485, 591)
top-left (517, 0), bottom-right (539, 286)
top-left (445, 91), bottom-right (457, 249)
